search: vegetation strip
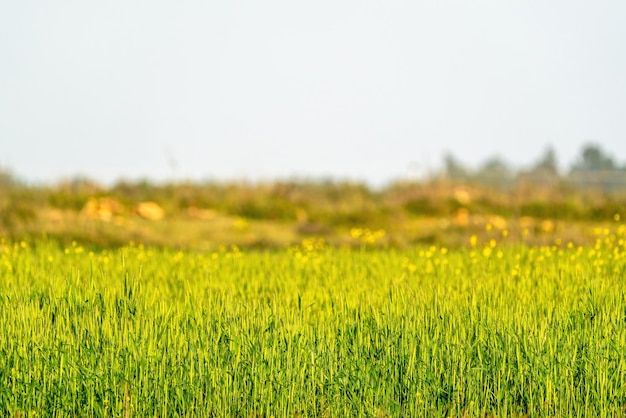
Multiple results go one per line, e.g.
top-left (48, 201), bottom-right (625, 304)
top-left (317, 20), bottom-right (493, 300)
top-left (1, 228), bottom-right (625, 416)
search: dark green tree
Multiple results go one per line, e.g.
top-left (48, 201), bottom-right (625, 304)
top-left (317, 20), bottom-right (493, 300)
top-left (531, 146), bottom-right (559, 174)
top-left (476, 156), bottom-right (514, 188)
top-left (571, 143), bottom-right (615, 171)
top-left (443, 152), bottom-right (470, 180)
top-left (478, 156), bottom-right (512, 176)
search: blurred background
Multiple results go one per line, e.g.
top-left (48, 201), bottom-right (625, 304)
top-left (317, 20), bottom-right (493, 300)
top-left (1, 1), bottom-right (625, 249)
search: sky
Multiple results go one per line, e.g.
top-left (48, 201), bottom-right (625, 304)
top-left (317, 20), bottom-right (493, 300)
top-left (1, 1), bottom-right (626, 186)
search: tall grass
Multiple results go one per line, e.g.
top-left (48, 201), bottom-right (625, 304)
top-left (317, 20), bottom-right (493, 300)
top-left (1, 227), bottom-right (625, 416)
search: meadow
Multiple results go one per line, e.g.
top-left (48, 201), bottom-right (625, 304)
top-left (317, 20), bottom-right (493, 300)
top-left (1, 219), bottom-right (626, 416)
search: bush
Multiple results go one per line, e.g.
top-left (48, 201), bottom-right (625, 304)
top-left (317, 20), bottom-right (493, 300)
top-left (519, 201), bottom-right (581, 220)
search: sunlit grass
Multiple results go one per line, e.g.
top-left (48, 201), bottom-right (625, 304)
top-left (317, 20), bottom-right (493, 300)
top-left (1, 223), bottom-right (626, 416)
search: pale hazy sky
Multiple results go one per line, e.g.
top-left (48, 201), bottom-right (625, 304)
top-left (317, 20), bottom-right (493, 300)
top-left (1, 1), bottom-right (625, 186)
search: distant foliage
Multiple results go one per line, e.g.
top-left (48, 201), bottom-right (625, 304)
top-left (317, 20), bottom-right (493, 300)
top-left (442, 142), bottom-right (626, 191)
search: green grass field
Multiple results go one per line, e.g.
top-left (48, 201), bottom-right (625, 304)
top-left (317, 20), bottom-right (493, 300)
top-left (1, 222), bottom-right (626, 416)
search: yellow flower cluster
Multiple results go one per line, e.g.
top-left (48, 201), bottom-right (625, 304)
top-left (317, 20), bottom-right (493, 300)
top-left (350, 228), bottom-right (386, 245)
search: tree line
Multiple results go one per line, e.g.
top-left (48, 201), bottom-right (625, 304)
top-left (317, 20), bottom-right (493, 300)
top-left (442, 143), bottom-right (626, 191)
